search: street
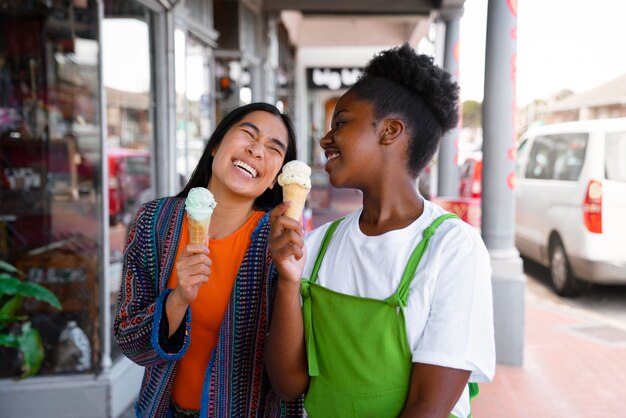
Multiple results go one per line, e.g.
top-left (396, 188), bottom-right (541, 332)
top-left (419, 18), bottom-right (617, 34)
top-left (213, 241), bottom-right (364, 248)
top-left (523, 258), bottom-right (626, 327)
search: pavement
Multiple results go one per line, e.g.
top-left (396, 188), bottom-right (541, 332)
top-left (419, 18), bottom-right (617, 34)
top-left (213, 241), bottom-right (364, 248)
top-left (473, 281), bottom-right (626, 417)
top-left (120, 187), bottom-right (626, 417)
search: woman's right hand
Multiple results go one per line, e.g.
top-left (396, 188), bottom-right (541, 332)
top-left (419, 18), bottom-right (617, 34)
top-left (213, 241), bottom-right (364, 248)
top-left (269, 202), bottom-right (306, 284)
top-left (171, 244), bottom-right (212, 305)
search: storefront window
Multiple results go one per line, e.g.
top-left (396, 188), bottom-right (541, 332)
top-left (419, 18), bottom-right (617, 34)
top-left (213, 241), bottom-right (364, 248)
top-left (0, 2), bottom-right (101, 376)
top-left (175, 30), bottom-right (212, 190)
top-left (103, 2), bottom-right (155, 361)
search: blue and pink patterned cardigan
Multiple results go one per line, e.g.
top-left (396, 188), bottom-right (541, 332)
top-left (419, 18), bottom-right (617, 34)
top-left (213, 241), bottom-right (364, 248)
top-left (114, 197), bottom-right (303, 417)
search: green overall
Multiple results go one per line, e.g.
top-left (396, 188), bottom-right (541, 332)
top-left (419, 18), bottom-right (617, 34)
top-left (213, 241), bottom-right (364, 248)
top-left (301, 213), bottom-right (478, 418)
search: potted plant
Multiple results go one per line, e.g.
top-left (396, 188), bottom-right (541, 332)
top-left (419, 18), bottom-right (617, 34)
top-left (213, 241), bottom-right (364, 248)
top-left (0, 260), bottom-right (61, 378)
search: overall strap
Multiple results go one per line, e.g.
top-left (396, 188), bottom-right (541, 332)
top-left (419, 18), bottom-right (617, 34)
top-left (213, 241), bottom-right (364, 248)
top-left (386, 213), bottom-right (458, 308)
top-left (309, 218), bottom-right (344, 284)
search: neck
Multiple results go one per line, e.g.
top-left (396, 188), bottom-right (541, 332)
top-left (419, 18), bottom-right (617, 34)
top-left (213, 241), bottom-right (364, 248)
top-left (206, 184), bottom-right (257, 240)
top-left (359, 176), bottom-right (423, 236)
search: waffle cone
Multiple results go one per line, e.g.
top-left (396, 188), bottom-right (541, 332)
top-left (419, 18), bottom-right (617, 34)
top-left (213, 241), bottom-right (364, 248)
top-left (283, 184), bottom-right (310, 222)
top-left (187, 214), bottom-right (211, 244)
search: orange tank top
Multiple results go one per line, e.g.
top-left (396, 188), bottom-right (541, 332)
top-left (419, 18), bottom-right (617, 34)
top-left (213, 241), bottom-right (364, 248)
top-left (167, 211), bottom-right (265, 410)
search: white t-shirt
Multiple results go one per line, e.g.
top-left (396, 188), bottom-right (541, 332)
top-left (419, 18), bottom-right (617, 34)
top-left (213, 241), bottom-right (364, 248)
top-left (303, 199), bottom-right (495, 418)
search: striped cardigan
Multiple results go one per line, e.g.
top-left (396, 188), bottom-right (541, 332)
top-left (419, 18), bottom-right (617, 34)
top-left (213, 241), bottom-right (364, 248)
top-left (114, 197), bottom-right (303, 417)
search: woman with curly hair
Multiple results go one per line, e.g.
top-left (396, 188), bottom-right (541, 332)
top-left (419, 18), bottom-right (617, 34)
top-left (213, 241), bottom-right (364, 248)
top-left (266, 44), bottom-right (495, 418)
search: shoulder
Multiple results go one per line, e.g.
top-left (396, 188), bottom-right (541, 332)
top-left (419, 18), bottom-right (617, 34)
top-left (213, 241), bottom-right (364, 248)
top-left (132, 196), bottom-right (185, 238)
top-left (251, 211), bottom-right (270, 243)
top-left (427, 201), bottom-right (483, 245)
top-left (419, 201), bottom-right (490, 273)
top-left (137, 196), bottom-right (184, 219)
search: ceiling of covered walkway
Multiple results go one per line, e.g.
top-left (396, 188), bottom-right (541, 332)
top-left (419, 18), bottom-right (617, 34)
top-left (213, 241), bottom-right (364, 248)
top-left (263, 0), bottom-right (465, 47)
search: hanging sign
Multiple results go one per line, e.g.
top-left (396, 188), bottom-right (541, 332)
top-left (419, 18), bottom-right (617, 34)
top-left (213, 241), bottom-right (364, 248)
top-left (306, 67), bottom-right (363, 90)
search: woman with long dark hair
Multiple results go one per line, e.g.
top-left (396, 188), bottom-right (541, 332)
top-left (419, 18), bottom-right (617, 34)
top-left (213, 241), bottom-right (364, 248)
top-left (115, 103), bottom-right (303, 417)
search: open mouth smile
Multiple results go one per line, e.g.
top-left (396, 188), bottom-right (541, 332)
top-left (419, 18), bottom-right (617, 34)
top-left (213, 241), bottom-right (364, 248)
top-left (233, 160), bottom-right (259, 178)
top-left (325, 151), bottom-right (340, 161)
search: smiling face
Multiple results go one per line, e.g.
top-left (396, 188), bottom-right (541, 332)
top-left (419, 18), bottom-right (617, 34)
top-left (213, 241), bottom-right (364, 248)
top-left (320, 91), bottom-right (384, 189)
top-left (209, 110), bottom-right (289, 203)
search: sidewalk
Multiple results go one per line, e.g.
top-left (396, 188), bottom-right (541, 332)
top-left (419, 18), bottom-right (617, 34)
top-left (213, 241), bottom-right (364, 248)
top-left (473, 284), bottom-right (626, 417)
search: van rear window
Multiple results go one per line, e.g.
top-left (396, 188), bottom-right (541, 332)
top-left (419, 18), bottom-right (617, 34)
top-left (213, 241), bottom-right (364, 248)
top-left (606, 131), bottom-right (626, 182)
top-left (526, 133), bottom-right (588, 181)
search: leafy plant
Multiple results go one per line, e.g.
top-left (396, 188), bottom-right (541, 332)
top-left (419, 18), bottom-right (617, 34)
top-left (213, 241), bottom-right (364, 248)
top-left (0, 260), bottom-right (61, 378)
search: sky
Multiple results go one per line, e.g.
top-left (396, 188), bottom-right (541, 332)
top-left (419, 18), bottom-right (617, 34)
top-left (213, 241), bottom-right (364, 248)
top-left (459, 0), bottom-right (626, 107)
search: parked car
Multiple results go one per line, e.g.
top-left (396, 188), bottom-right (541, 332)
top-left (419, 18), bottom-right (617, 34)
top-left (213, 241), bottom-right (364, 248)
top-left (515, 118), bottom-right (626, 296)
top-left (107, 148), bottom-right (151, 225)
top-left (459, 156), bottom-right (482, 199)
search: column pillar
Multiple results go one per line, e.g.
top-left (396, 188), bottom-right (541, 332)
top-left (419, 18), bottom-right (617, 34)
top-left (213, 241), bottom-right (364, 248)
top-left (437, 10), bottom-right (462, 198)
top-left (482, 0), bottom-right (525, 366)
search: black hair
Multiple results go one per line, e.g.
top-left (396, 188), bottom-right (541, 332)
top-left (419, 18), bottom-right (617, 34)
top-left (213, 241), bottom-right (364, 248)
top-left (349, 43), bottom-right (459, 177)
top-left (177, 102), bottom-right (297, 211)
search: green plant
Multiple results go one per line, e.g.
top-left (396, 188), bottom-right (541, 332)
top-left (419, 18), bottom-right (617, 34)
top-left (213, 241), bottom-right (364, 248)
top-left (0, 260), bottom-right (61, 378)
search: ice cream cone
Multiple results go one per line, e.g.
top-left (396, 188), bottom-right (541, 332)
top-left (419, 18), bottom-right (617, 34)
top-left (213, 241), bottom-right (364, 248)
top-left (283, 184), bottom-right (310, 222)
top-left (185, 187), bottom-right (217, 245)
top-left (188, 215), bottom-right (211, 245)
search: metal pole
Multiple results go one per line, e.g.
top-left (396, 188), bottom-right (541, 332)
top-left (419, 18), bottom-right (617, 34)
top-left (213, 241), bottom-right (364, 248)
top-left (96, 0), bottom-right (112, 374)
top-left (482, 0), bottom-right (525, 366)
top-left (437, 11), bottom-right (462, 198)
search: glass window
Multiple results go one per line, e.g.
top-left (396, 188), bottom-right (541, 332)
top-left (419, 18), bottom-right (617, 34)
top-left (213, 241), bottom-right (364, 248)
top-left (525, 137), bottom-right (554, 180)
top-left (103, 2), bottom-right (155, 361)
top-left (525, 134), bottom-right (588, 181)
top-left (1, 2), bottom-right (101, 376)
top-left (515, 138), bottom-right (528, 177)
top-left (175, 31), bottom-right (212, 190)
top-left (606, 131), bottom-right (626, 182)
top-left (550, 133), bottom-right (587, 181)
top-left (215, 58), bottom-right (241, 122)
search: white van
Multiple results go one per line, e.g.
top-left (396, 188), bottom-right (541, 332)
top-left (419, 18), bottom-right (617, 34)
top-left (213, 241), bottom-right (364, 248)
top-left (515, 118), bottom-right (626, 296)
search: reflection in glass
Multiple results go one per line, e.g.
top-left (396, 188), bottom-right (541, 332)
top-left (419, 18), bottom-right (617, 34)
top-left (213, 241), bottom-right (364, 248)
top-left (0, 3), bottom-right (101, 376)
top-left (176, 32), bottom-right (212, 190)
top-left (103, 2), bottom-right (154, 361)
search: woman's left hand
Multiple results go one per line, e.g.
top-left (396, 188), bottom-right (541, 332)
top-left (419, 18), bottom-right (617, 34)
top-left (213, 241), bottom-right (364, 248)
top-left (269, 202), bottom-right (306, 284)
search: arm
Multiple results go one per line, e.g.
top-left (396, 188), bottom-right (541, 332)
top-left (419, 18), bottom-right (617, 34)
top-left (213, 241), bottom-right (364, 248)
top-left (114, 202), bottom-right (211, 365)
top-left (401, 363), bottom-right (470, 418)
top-left (114, 202), bottom-right (170, 366)
top-left (265, 203), bottom-right (310, 400)
top-left (403, 221), bottom-right (495, 416)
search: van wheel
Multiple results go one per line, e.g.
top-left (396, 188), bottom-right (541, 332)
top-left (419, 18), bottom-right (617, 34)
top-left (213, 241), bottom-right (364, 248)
top-left (550, 239), bottom-right (586, 297)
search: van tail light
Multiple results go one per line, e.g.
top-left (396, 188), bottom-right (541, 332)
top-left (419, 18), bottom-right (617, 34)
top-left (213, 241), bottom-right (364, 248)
top-left (583, 180), bottom-right (602, 233)
top-left (471, 180), bottom-right (481, 198)
top-left (471, 162), bottom-right (482, 199)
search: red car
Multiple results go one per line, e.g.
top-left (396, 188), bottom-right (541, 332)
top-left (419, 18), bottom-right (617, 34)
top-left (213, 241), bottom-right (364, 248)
top-left (107, 148), bottom-right (151, 225)
top-left (459, 157), bottom-right (482, 199)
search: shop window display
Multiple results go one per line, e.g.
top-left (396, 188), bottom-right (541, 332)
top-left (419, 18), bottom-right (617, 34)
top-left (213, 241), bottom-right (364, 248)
top-left (0, 0), bottom-right (155, 376)
top-left (0, 1), bottom-right (102, 377)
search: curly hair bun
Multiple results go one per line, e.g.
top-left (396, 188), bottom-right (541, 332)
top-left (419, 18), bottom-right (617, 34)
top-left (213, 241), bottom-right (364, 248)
top-left (362, 43), bottom-right (460, 132)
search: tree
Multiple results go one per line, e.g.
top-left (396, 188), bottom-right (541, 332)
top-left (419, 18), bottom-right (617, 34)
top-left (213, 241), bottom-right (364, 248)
top-left (462, 100), bottom-right (482, 128)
